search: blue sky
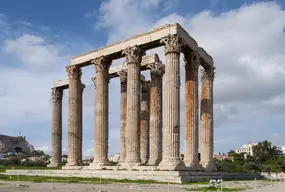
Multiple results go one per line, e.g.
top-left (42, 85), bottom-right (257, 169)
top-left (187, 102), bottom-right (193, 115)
top-left (1, 0), bottom-right (285, 157)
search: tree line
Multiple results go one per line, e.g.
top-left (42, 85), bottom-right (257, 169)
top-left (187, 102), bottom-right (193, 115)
top-left (216, 140), bottom-right (285, 173)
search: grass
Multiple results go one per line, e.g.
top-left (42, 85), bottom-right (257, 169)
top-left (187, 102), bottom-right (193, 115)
top-left (0, 174), bottom-right (166, 184)
top-left (0, 166), bottom-right (61, 173)
top-left (185, 186), bottom-right (249, 191)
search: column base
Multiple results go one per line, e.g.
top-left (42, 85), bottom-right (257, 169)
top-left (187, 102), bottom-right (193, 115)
top-left (148, 158), bottom-right (162, 166)
top-left (47, 162), bottom-right (61, 168)
top-left (156, 158), bottom-right (186, 171)
top-left (64, 159), bottom-right (82, 167)
top-left (89, 160), bottom-right (112, 170)
top-left (184, 159), bottom-right (203, 171)
top-left (200, 160), bottom-right (217, 171)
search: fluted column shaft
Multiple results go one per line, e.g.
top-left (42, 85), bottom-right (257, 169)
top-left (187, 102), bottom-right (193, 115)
top-left (66, 66), bottom-right (82, 166)
top-left (158, 35), bottom-right (185, 170)
top-left (148, 63), bottom-right (164, 165)
top-left (90, 57), bottom-right (111, 168)
top-left (118, 70), bottom-right (127, 164)
top-left (49, 88), bottom-right (63, 167)
top-left (140, 80), bottom-right (150, 164)
top-left (123, 46), bottom-right (144, 165)
top-left (200, 67), bottom-right (216, 171)
top-left (78, 85), bottom-right (84, 165)
top-left (184, 51), bottom-right (200, 168)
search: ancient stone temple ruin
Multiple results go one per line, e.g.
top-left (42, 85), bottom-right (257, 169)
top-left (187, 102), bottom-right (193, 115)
top-left (48, 23), bottom-right (217, 181)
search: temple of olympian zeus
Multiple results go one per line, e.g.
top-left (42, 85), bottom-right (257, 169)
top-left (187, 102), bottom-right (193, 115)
top-left (49, 23), bottom-right (216, 172)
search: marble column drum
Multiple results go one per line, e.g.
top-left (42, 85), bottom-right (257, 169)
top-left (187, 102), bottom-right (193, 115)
top-left (65, 66), bottom-right (83, 167)
top-left (90, 56), bottom-right (112, 169)
top-left (122, 45), bottom-right (145, 167)
top-left (183, 51), bottom-right (200, 169)
top-left (147, 62), bottom-right (164, 165)
top-left (118, 70), bottom-right (127, 164)
top-left (140, 80), bottom-right (150, 164)
top-left (200, 67), bottom-right (216, 171)
top-left (157, 35), bottom-right (185, 170)
top-left (49, 88), bottom-right (63, 167)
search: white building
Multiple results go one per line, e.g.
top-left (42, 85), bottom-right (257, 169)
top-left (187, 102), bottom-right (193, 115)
top-left (235, 143), bottom-right (257, 156)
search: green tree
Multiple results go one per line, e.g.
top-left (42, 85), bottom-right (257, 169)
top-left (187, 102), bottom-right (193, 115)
top-left (252, 140), bottom-right (280, 164)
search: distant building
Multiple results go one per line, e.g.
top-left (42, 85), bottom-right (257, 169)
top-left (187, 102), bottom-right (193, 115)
top-left (213, 153), bottom-right (233, 160)
top-left (235, 143), bottom-right (257, 156)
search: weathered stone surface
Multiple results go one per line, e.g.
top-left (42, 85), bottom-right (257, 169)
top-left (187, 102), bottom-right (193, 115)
top-left (49, 88), bottom-right (63, 167)
top-left (89, 56), bottom-right (112, 169)
top-left (183, 51), bottom-right (201, 169)
top-left (157, 35), bottom-right (185, 171)
top-left (140, 80), bottom-right (150, 164)
top-left (200, 66), bottom-right (216, 171)
top-left (117, 70), bottom-right (127, 164)
top-left (122, 45), bottom-right (144, 167)
top-left (65, 66), bottom-right (83, 167)
top-left (147, 62), bottom-right (164, 165)
top-left (70, 24), bottom-right (213, 68)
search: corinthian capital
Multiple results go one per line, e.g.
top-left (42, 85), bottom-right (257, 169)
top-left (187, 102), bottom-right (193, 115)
top-left (184, 51), bottom-right (200, 71)
top-left (51, 88), bottom-right (63, 102)
top-left (91, 56), bottom-right (111, 73)
top-left (147, 62), bottom-right (165, 79)
top-left (66, 66), bottom-right (82, 80)
top-left (117, 70), bottom-right (127, 83)
top-left (160, 35), bottom-right (184, 54)
top-left (141, 80), bottom-right (150, 92)
top-left (201, 67), bottom-right (215, 81)
top-left (122, 45), bottom-right (145, 64)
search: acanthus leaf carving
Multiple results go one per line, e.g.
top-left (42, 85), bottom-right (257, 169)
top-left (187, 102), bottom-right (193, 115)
top-left (184, 51), bottom-right (200, 72)
top-left (160, 35), bottom-right (184, 54)
top-left (66, 66), bottom-right (82, 80)
top-left (91, 56), bottom-right (111, 73)
top-left (122, 45), bottom-right (145, 64)
top-left (201, 67), bottom-right (215, 81)
top-left (51, 88), bottom-right (63, 102)
top-left (117, 70), bottom-right (127, 83)
top-left (141, 80), bottom-right (150, 92)
top-left (147, 62), bottom-right (165, 79)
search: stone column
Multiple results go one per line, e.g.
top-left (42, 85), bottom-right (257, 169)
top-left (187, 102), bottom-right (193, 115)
top-left (122, 45), bottom-right (144, 167)
top-left (148, 62), bottom-right (164, 165)
top-left (65, 66), bottom-right (82, 167)
top-left (158, 35), bottom-right (185, 170)
top-left (200, 66), bottom-right (216, 171)
top-left (118, 70), bottom-right (127, 164)
top-left (77, 85), bottom-right (85, 165)
top-left (48, 88), bottom-right (63, 167)
top-left (90, 56), bottom-right (112, 169)
top-left (140, 80), bottom-right (150, 164)
top-left (183, 51), bottom-right (200, 169)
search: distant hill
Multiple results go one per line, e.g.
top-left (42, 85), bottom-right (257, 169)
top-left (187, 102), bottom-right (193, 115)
top-left (0, 134), bottom-right (35, 154)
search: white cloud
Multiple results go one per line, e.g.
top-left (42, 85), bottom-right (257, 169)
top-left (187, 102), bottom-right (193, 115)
top-left (3, 34), bottom-right (68, 72)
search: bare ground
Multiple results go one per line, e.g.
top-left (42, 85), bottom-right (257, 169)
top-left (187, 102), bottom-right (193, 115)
top-left (0, 180), bottom-right (283, 192)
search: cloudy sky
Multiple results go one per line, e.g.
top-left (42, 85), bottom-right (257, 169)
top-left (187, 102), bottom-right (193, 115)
top-left (1, 0), bottom-right (285, 157)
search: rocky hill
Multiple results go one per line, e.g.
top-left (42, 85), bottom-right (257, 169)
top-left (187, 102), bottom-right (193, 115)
top-left (0, 134), bottom-right (35, 154)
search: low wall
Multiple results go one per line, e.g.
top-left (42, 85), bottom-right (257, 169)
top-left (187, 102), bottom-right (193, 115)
top-left (3, 169), bottom-right (262, 184)
top-left (261, 172), bottom-right (285, 179)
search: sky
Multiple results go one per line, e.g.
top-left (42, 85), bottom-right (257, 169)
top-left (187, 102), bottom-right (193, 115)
top-left (1, 0), bottom-right (285, 157)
